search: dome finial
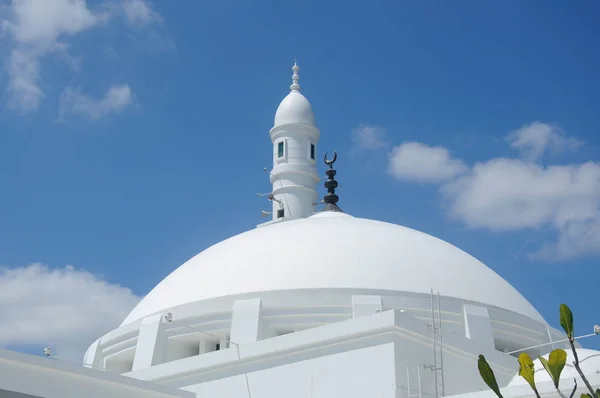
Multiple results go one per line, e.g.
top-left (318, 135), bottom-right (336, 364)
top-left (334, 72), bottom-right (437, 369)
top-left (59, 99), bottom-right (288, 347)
top-left (290, 60), bottom-right (301, 92)
top-left (322, 151), bottom-right (343, 212)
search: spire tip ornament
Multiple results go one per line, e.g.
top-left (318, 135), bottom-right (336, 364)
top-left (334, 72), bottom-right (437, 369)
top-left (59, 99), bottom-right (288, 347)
top-left (290, 60), bottom-right (301, 91)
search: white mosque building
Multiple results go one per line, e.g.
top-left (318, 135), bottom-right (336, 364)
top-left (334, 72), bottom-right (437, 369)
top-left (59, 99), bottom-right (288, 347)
top-left (1, 63), bottom-right (599, 398)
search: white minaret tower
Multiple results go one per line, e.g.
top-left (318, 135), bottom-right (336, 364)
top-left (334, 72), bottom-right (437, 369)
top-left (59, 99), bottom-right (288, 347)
top-left (265, 62), bottom-right (320, 223)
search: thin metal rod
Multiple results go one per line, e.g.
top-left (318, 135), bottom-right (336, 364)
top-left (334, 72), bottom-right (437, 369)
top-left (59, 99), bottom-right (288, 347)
top-left (169, 318), bottom-right (239, 347)
top-left (437, 292), bottom-right (445, 397)
top-left (407, 367), bottom-right (411, 398)
top-left (430, 289), bottom-right (438, 398)
top-left (506, 332), bottom-right (597, 355)
top-left (546, 324), bottom-right (556, 351)
top-left (417, 364), bottom-right (422, 398)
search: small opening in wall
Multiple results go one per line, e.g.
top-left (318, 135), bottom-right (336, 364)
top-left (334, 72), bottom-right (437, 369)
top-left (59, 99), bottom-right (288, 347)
top-left (277, 209), bottom-right (284, 219)
top-left (277, 141), bottom-right (284, 158)
top-left (215, 343), bottom-right (221, 351)
top-left (310, 143), bottom-right (315, 160)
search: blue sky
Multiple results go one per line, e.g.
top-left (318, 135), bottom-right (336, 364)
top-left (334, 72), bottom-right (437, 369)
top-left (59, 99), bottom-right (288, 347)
top-left (1, 0), bottom-right (599, 358)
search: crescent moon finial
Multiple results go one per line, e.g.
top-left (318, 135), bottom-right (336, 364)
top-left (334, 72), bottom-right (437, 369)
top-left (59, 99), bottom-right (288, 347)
top-left (324, 150), bottom-right (338, 168)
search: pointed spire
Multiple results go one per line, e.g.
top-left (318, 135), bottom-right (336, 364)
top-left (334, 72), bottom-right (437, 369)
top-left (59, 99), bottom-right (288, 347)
top-left (290, 60), bottom-right (301, 92)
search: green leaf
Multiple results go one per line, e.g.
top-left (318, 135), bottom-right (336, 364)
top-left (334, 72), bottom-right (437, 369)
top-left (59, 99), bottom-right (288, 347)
top-left (581, 394), bottom-right (592, 398)
top-left (595, 389), bottom-right (600, 398)
top-left (560, 303), bottom-right (574, 339)
top-left (478, 355), bottom-right (503, 398)
top-left (518, 353), bottom-right (537, 392)
top-left (539, 349), bottom-right (567, 388)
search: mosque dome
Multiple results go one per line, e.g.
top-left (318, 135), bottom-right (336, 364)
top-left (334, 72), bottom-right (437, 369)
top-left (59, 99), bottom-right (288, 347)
top-left (122, 211), bottom-right (544, 326)
top-left (274, 91), bottom-right (315, 127)
top-left (273, 62), bottom-right (316, 127)
top-left (507, 348), bottom-right (600, 386)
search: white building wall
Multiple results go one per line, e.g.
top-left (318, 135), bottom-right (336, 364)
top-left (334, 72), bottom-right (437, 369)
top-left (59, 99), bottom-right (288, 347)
top-left (183, 343), bottom-right (396, 398)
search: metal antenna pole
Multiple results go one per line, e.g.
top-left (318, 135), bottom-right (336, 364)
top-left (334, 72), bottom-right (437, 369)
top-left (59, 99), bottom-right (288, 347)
top-left (417, 365), bottom-right (422, 398)
top-left (407, 367), bottom-right (411, 398)
top-left (430, 289), bottom-right (438, 398)
top-left (437, 292), bottom-right (445, 397)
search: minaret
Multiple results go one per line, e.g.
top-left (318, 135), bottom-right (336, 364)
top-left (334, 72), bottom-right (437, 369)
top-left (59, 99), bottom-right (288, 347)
top-left (267, 62), bottom-right (320, 222)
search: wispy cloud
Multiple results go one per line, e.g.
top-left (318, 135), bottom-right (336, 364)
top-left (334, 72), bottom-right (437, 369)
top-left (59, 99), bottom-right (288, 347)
top-left (507, 121), bottom-right (583, 161)
top-left (382, 122), bottom-right (600, 261)
top-left (0, 263), bottom-right (140, 361)
top-left (122, 0), bottom-right (162, 27)
top-left (1, 0), bottom-right (162, 117)
top-left (60, 84), bottom-right (134, 120)
top-left (351, 124), bottom-right (388, 150)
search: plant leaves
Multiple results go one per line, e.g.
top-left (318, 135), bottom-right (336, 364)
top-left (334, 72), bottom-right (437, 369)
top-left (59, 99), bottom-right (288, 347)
top-left (539, 349), bottom-right (567, 388)
top-left (581, 394), bottom-right (592, 398)
top-left (478, 355), bottom-right (503, 398)
top-left (595, 389), bottom-right (600, 398)
top-left (518, 352), bottom-right (537, 392)
top-left (560, 303), bottom-right (574, 339)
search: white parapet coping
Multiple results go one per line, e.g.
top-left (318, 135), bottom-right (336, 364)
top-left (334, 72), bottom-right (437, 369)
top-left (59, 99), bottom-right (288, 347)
top-left (0, 348), bottom-right (194, 398)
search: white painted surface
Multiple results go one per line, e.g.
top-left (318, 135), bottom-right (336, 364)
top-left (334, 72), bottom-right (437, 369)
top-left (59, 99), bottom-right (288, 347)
top-left (352, 294), bottom-right (383, 318)
top-left (0, 348), bottom-right (192, 398)
top-left (230, 298), bottom-right (263, 345)
top-left (132, 314), bottom-right (166, 371)
top-left (463, 304), bottom-right (495, 349)
top-left (274, 90), bottom-right (315, 126)
top-left (120, 310), bottom-right (519, 397)
top-left (123, 211), bottom-right (544, 325)
top-left (183, 343), bottom-right (396, 398)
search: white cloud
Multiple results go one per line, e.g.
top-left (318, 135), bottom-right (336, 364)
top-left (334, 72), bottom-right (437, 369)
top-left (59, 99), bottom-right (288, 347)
top-left (352, 124), bottom-right (387, 150)
top-left (122, 0), bottom-right (161, 26)
top-left (441, 158), bottom-right (600, 260)
top-left (507, 121), bottom-right (583, 161)
top-left (1, 0), bottom-right (105, 112)
top-left (384, 122), bottom-right (600, 261)
top-left (1, 0), bottom-right (161, 115)
top-left (388, 142), bottom-right (468, 182)
top-left (0, 263), bottom-right (140, 361)
top-left (59, 84), bottom-right (134, 120)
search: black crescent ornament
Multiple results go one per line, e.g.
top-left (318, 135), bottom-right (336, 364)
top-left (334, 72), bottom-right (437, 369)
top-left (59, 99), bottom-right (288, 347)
top-left (324, 151), bottom-right (338, 168)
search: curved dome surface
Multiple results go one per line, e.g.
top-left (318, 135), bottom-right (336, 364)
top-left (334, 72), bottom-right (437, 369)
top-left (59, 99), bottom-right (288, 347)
top-left (122, 212), bottom-right (544, 325)
top-left (274, 90), bottom-right (315, 127)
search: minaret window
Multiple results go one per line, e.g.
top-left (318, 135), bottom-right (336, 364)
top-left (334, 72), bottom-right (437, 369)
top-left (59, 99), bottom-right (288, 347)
top-left (277, 209), bottom-right (285, 218)
top-left (310, 143), bottom-right (315, 160)
top-left (277, 141), bottom-right (284, 158)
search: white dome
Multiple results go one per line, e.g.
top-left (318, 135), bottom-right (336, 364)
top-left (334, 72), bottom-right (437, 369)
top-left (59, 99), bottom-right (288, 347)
top-left (122, 212), bottom-right (544, 325)
top-left (507, 348), bottom-right (600, 386)
top-left (273, 90), bottom-right (315, 127)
